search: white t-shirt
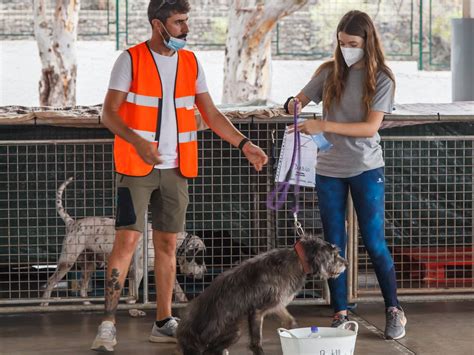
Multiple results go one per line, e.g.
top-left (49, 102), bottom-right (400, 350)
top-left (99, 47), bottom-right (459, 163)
top-left (108, 49), bottom-right (208, 169)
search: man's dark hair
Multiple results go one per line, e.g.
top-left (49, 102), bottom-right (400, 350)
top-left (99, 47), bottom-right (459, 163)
top-left (147, 0), bottom-right (190, 25)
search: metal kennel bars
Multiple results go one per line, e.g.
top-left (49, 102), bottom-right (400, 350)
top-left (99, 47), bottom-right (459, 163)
top-left (0, 120), bottom-right (473, 312)
top-left (355, 135), bottom-right (473, 298)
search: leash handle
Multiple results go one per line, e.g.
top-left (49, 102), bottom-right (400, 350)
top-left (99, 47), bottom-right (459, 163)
top-left (291, 100), bottom-right (301, 215)
top-left (291, 100), bottom-right (304, 236)
top-left (266, 181), bottom-right (292, 210)
top-left (267, 99), bottom-right (302, 214)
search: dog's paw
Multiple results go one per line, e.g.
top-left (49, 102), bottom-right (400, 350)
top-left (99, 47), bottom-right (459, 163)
top-left (281, 319), bottom-right (298, 329)
top-left (249, 346), bottom-right (264, 355)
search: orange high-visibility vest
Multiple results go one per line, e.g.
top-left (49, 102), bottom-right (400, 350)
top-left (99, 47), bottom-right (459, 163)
top-left (114, 41), bottom-right (199, 178)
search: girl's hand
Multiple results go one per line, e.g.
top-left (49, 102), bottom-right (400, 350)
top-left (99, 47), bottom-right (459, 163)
top-left (287, 97), bottom-right (302, 115)
top-left (288, 119), bottom-right (325, 135)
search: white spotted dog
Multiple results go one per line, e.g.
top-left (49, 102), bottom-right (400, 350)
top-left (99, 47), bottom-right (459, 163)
top-left (41, 177), bottom-right (207, 306)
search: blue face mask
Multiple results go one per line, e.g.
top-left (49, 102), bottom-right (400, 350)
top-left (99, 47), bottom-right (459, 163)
top-left (164, 36), bottom-right (186, 51)
top-left (160, 23), bottom-right (186, 51)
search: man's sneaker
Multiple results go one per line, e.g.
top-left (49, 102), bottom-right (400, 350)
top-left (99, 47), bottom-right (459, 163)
top-left (385, 306), bottom-right (407, 340)
top-left (91, 320), bottom-right (117, 352)
top-left (149, 317), bottom-right (179, 343)
top-left (331, 313), bottom-right (350, 328)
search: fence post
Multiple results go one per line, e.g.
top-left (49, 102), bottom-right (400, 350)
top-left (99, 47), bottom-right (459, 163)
top-left (418, 0), bottom-right (424, 70)
top-left (115, 0), bottom-right (120, 50)
top-left (347, 192), bottom-right (358, 302)
top-left (143, 213), bottom-right (149, 304)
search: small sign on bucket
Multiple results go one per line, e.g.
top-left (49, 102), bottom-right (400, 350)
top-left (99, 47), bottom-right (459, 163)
top-left (278, 321), bottom-right (358, 355)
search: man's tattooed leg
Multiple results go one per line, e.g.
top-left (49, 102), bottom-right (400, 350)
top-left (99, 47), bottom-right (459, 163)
top-left (105, 268), bottom-right (122, 320)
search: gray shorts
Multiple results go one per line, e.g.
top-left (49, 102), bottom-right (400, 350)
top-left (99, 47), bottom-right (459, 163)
top-left (115, 169), bottom-right (189, 233)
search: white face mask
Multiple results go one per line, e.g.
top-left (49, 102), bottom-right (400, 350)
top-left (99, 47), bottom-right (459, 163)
top-left (340, 47), bottom-right (364, 67)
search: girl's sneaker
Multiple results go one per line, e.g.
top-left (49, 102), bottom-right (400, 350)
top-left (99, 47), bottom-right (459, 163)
top-left (331, 313), bottom-right (350, 328)
top-left (385, 306), bottom-right (407, 340)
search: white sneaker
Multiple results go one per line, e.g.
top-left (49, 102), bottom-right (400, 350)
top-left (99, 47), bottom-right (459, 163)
top-left (91, 320), bottom-right (117, 352)
top-left (149, 317), bottom-right (179, 343)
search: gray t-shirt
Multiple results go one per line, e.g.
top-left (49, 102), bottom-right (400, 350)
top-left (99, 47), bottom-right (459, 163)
top-left (302, 66), bottom-right (395, 178)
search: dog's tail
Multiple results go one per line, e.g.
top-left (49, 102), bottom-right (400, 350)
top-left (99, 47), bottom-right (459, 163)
top-left (56, 177), bottom-right (75, 228)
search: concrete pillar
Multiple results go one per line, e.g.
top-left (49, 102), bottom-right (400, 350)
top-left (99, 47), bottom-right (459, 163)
top-left (451, 19), bottom-right (474, 101)
top-left (451, 1), bottom-right (474, 101)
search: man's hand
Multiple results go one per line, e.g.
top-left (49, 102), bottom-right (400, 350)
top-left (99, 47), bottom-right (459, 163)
top-left (242, 142), bottom-right (268, 172)
top-left (102, 89), bottom-right (162, 166)
top-left (134, 138), bottom-right (162, 165)
top-left (194, 92), bottom-right (268, 171)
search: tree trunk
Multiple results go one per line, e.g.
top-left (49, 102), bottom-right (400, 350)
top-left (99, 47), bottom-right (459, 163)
top-left (222, 0), bottom-right (308, 104)
top-left (33, 0), bottom-right (80, 106)
top-left (98, 0), bottom-right (108, 10)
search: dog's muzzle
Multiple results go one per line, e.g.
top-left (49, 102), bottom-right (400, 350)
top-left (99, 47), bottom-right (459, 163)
top-left (331, 256), bottom-right (348, 278)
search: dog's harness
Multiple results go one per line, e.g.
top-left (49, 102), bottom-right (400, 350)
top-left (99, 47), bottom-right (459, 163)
top-left (294, 239), bottom-right (312, 274)
top-left (267, 100), bottom-right (306, 238)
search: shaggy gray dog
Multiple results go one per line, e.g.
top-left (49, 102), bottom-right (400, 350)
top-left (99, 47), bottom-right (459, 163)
top-left (177, 235), bottom-right (347, 355)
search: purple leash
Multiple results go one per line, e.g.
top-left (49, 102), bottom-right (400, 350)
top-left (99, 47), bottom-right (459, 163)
top-left (267, 101), bottom-right (303, 229)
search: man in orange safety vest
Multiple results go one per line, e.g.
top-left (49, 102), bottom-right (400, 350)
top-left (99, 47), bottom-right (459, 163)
top-left (91, 0), bottom-right (268, 352)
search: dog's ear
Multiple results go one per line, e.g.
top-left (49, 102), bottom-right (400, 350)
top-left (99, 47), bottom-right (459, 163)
top-left (299, 235), bottom-right (333, 279)
top-left (189, 234), bottom-right (206, 251)
top-left (298, 234), bottom-right (325, 249)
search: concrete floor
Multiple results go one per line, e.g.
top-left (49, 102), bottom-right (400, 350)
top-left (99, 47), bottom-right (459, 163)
top-left (0, 301), bottom-right (473, 355)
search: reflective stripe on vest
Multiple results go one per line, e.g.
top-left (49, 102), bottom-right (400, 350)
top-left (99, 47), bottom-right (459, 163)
top-left (175, 95), bottom-right (195, 109)
top-left (126, 93), bottom-right (193, 110)
top-left (132, 129), bottom-right (196, 144)
top-left (179, 131), bottom-right (197, 144)
top-left (114, 42), bottom-right (199, 178)
top-left (132, 128), bottom-right (156, 142)
top-left (126, 92), bottom-right (160, 107)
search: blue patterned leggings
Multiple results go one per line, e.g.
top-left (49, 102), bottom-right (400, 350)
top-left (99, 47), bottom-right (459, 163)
top-left (316, 167), bottom-right (399, 312)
